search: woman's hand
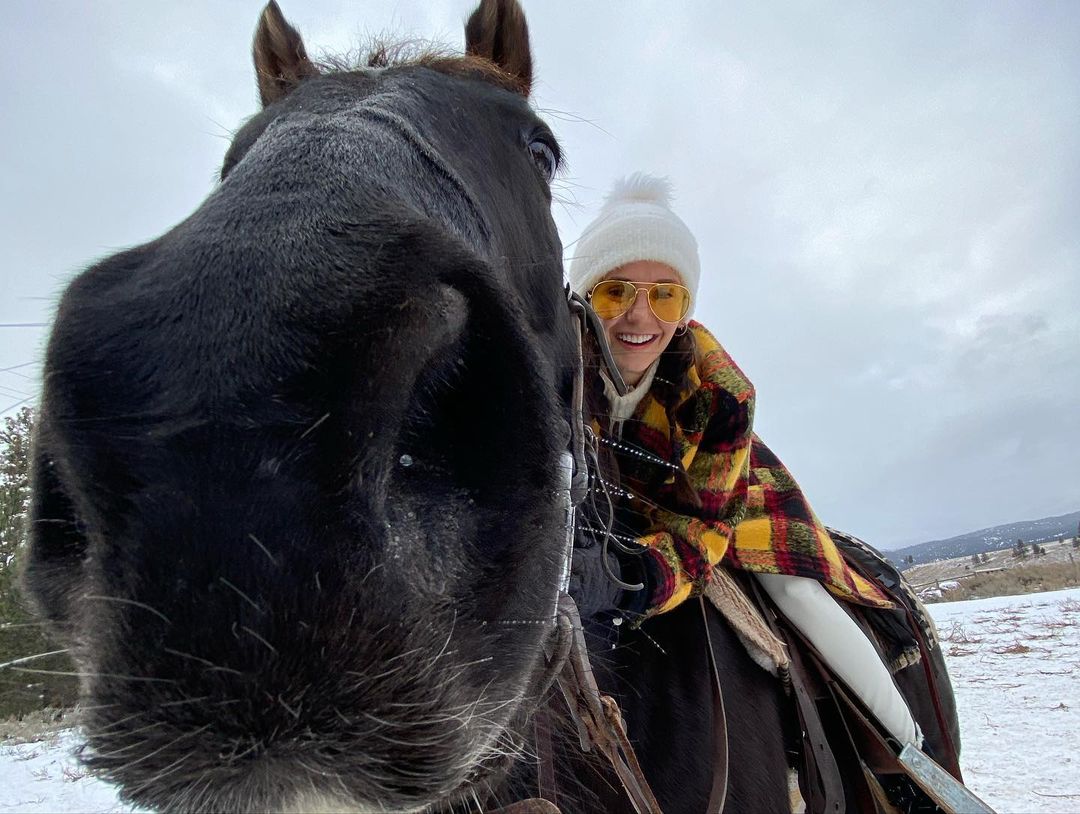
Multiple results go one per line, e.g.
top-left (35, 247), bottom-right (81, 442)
top-left (568, 544), bottom-right (624, 619)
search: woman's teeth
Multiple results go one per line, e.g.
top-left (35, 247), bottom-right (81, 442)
top-left (617, 333), bottom-right (655, 345)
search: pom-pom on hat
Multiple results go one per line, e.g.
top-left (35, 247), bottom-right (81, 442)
top-left (568, 173), bottom-right (700, 319)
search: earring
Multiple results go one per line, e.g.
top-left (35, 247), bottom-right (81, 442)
top-left (674, 323), bottom-right (688, 336)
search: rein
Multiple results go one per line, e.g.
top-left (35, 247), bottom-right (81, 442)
top-left (544, 595), bottom-right (664, 814)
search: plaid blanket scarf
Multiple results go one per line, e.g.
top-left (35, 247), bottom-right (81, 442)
top-left (609, 321), bottom-right (892, 617)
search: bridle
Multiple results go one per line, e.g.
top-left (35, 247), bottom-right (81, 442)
top-left (515, 289), bottom-right (661, 814)
top-left (514, 290), bottom-right (727, 814)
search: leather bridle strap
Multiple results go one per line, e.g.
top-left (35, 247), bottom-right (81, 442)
top-left (546, 595), bottom-right (664, 814)
top-left (531, 294), bottom-right (661, 812)
top-left (569, 289), bottom-right (628, 396)
top-left (699, 597), bottom-right (730, 813)
top-left (535, 610), bottom-right (575, 809)
top-left (565, 290), bottom-right (596, 506)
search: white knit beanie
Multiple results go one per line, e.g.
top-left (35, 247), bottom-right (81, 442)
top-left (568, 173), bottom-right (700, 319)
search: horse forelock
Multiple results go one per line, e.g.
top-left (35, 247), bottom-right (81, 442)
top-left (324, 43), bottom-right (529, 96)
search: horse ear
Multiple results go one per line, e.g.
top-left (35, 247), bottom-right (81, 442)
top-left (253, 1), bottom-right (319, 108)
top-left (464, 0), bottom-right (533, 96)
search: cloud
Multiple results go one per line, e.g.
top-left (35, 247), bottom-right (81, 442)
top-left (2, 0), bottom-right (1077, 547)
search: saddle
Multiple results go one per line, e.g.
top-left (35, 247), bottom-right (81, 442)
top-left (527, 536), bottom-right (990, 814)
top-left (715, 529), bottom-right (974, 814)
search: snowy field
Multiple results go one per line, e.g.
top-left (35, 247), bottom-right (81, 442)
top-left (2, 587), bottom-right (1078, 813)
top-left (927, 587), bottom-right (1080, 813)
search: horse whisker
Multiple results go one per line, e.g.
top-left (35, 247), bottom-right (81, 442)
top-left (11, 667), bottom-right (177, 684)
top-left (0, 648), bottom-right (70, 670)
top-left (81, 594), bottom-right (171, 624)
top-left (247, 533), bottom-right (279, 567)
top-left (218, 577), bottom-right (263, 615)
top-left (239, 626), bottom-right (278, 657)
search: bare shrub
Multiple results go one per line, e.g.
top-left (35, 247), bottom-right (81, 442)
top-left (947, 646), bottom-right (977, 657)
top-left (1040, 619), bottom-right (1077, 630)
top-left (1058, 598), bottom-right (1080, 614)
top-left (942, 622), bottom-right (982, 644)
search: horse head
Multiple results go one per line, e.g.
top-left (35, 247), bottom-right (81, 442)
top-left (24, 1), bottom-right (579, 810)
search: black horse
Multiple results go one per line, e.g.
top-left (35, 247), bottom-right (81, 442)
top-left (28, 1), bottom-right (578, 809)
top-left (24, 2), bottom-right (795, 812)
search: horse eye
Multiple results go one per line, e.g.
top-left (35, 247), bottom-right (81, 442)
top-left (528, 138), bottom-right (558, 183)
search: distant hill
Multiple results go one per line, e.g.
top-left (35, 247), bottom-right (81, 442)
top-left (887, 510), bottom-right (1080, 567)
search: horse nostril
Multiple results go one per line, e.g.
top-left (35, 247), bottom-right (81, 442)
top-left (394, 342), bottom-right (469, 481)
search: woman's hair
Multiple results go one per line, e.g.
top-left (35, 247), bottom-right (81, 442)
top-left (650, 329), bottom-right (697, 409)
top-left (582, 326), bottom-right (697, 424)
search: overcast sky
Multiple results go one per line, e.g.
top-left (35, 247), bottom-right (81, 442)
top-left (2, 1), bottom-right (1078, 548)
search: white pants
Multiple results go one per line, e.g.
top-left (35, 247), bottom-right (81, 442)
top-left (755, 573), bottom-right (921, 747)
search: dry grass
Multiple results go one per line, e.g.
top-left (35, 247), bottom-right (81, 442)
top-left (1040, 618), bottom-right (1078, 630)
top-left (61, 764), bottom-right (88, 782)
top-left (1027, 630), bottom-right (1062, 640)
top-left (0, 707), bottom-right (73, 744)
top-left (992, 641), bottom-right (1033, 655)
top-left (947, 646), bottom-right (977, 657)
top-left (923, 562), bottom-right (1080, 603)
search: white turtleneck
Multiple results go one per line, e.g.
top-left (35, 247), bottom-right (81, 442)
top-left (600, 359), bottom-right (660, 438)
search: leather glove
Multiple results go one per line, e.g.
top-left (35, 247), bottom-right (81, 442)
top-left (568, 544), bottom-right (624, 619)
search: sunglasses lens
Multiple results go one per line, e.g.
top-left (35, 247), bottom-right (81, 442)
top-left (590, 280), bottom-right (637, 319)
top-left (649, 284), bottom-right (691, 322)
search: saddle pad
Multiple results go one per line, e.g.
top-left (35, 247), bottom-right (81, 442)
top-left (704, 567), bottom-right (790, 675)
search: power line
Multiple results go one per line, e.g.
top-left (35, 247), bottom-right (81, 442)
top-left (0, 395), bottom-right (33, 416)
top-left (0, 323), bottom-right (48, 328)
top-left (0, 384), bottom-right (31, 398)
top-left (0, 362), bottom-right (36, 374)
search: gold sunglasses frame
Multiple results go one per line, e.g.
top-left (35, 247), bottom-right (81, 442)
top-left (587, 280), bottom-right (692, 324)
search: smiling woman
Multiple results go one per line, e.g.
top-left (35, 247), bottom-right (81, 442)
top-left (567, 173), bottom-right (929, 756)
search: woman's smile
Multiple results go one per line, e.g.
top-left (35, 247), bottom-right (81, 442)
top-left (616, 332), bottom-right (660, 347)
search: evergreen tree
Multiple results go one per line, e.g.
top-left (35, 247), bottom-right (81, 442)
top-left (0, 407), bottom-right (33, 565)
top-left (0, 408), bottom-right (78, 715)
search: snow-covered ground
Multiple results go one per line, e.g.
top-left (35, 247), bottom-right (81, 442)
top-left (0, 729), bottom-right (138, 814)
top-left (927, 587), bottom-right (1080, 813)
top-left (3, 588), bottom-right (1078, 813)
